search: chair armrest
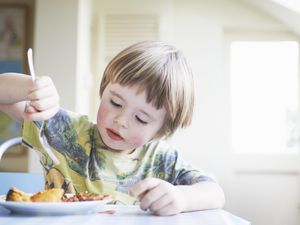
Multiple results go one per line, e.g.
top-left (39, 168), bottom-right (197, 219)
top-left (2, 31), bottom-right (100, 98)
top-left (0, 137), bottom-right (22, 160)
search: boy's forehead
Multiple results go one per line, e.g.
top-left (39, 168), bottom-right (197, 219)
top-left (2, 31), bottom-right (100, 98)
top-left (108, 83), bottom-right (148, 103)
top-left (106, 83), bottom-right (166, 114)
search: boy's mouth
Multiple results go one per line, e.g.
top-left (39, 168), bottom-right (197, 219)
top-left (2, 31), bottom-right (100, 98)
top-left (106, 128), bottom-right (124, 141)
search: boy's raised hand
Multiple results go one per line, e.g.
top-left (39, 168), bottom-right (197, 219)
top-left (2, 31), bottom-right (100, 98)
top-left (24, 76), bottom-right (59, 121)
top-left (129, 177), bottom-right (187, 216)
top-left (0, 73), bottom-right (59, 122)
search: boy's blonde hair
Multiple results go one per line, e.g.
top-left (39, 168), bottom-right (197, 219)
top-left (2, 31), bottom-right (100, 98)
top-left (100, 41), bottom-right (194, 138)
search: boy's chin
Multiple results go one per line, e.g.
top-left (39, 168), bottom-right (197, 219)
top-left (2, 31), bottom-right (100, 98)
top-left (102, 138), bottom-right (134, 154)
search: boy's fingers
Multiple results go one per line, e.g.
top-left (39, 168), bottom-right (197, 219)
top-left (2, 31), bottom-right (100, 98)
top-left (24, 106), bottom-right (58, 121)
top-left (154, 202), bottom-right (176, 216)
top-left (148, 193), bottom-right (171, 213)
top-left (25, 105), bottom-right (39, 113)
top-left (139, 186), bottom-right (165, 211)
top-left (29, 96), bottom-right (59, 111)
top-left (30, 76), bottom-right (53, 91)
top-left (27, 85), bottom-right (57, 100)
top-left (129, 178), bottom-right (159, 198)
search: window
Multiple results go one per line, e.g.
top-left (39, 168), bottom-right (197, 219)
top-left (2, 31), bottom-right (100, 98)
top-left (230, 40), bottom-right (299, 154)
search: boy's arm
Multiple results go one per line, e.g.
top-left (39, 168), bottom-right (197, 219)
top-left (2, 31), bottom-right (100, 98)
top-left (0, 73), bottom-right (60, 123)
top-left (177, 181), bottom-right (225, 212)
top-left (130, 178), bottom-right (225, 216)
top-left (0, 102), bottom-right (27, 123)
top-left (0, 73), bottom-right (32, 105)
top-left (0, 73), bottom-right (32, 122)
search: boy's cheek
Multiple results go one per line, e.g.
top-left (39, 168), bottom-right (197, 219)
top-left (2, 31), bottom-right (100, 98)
top-left (97, 105), bottom-right (109, 125)
top-left (127, 133), bottom-right (149, 148)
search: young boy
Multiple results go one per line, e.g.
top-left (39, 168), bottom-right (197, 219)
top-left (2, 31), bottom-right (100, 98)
top-left (0, 41), bottom-right (225, 216)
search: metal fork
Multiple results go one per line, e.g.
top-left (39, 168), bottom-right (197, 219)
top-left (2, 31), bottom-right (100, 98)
top-left (27, 48), bottom-right (60, 165)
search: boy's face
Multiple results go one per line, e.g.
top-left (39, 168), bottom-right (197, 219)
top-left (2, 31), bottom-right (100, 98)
top-left (97, 83), bottom-right (166, 154)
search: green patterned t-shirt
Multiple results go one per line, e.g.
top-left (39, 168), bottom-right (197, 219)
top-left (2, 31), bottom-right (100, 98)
top-left (22, 108), bottom-right (213, 204)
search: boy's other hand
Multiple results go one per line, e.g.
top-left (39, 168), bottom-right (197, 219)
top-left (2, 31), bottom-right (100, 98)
top-left (24, 76), bottom-right (60, 121)
top-left (129, 177), bottom-right (187, 216)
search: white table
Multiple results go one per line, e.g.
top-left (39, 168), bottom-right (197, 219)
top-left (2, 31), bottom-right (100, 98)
top-left (0, 205), bottom-right (250, 225)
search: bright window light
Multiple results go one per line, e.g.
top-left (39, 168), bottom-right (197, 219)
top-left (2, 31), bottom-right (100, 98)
top-left (230, 41), bottom-right (299, 154)
top-left (271, 0), bottom-right (300, 14)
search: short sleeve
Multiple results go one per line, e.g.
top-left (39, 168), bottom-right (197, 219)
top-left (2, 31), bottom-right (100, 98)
top-left (22, 108), bottom-right (92, 160)
top-left (156, 146), bottom-right (215, 185)
top-left (173, 157), bottom-right (215, 185)
top-left (22, 119), bottom-right (44, 153)
top-left (22, 108), bottom-right (94, 178)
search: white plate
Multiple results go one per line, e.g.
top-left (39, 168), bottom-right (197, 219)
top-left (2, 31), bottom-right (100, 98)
top-left (0, 195), bottom-right (110, 216)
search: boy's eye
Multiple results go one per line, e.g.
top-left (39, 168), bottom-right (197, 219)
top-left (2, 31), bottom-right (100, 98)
top-left (136, 116), bottom-right (148, 125)
top-left (110, 100), bottom-right (122, 107)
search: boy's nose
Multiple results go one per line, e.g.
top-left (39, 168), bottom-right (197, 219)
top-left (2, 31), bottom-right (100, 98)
top-left (113, 115), bottom-right (128, 128)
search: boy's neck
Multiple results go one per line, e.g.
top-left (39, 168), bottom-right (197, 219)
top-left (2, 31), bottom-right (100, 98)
top-left (108, 148), bottom-right (136, 155)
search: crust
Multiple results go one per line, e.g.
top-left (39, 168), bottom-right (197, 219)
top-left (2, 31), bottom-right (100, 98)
top-left (6, 187), bottom-right (31, 202)
top-left (30, 188), bottom-right (64, 202)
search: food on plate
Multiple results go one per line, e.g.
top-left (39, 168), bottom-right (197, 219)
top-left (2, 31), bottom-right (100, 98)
top-left (6, 187), bottom-right (31, 202)
top-left (63, 192), bottom-right (111, 202)
top-left (6, 187), bottom-right (64, 202)
top-left (30, 188), bottom-right (64, 202)
top-left (5, 187), bottom-right (111, 203)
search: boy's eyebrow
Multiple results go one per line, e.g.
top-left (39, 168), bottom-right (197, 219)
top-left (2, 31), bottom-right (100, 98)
top-left (139, 109), bottom-right (154, 120)
top-left (110, 90), bottom-right (125, 101)
top-left (110, 90), bottom-right (154, 120)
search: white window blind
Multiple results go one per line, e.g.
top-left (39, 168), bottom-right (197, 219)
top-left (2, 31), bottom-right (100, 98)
top-left (104, 14), bottom-right (159, 62)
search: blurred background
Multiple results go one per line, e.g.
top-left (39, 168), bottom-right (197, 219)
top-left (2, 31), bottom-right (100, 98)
top-left (0, 0), bottom-right (299, 224)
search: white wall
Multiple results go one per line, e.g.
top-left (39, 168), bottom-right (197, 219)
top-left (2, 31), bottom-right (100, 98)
top-left (34, 0), bottom-right (79, 111)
